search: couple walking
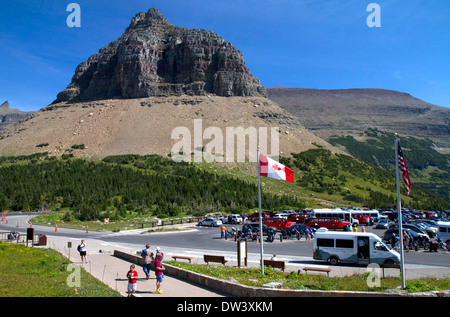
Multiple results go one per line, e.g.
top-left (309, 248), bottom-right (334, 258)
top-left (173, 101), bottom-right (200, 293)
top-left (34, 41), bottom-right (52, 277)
top-left (131, 244), bottom-right (164, 295)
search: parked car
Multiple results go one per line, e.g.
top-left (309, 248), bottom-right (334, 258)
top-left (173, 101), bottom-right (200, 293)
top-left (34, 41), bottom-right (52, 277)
top-left (248, 212), bottom-right (271, 222)
top-left (383, 227), bottom-right (429, 244)
top-left (284, 224), bottom-right (316, 236)
top-left (414, 221), bottom-right (437, 238)
top-left (245, 222), bottom-right (277, 236)
top-left (387, 223), bottom-right (429, 237)
top-left (220, 214), bottom-right (243, 224)
top-left (375, 218), bottom-right (390, 229)
top-left (313, 230), bottom-right (400, 266)
top-left (198, 218), bottom-right (222, 227)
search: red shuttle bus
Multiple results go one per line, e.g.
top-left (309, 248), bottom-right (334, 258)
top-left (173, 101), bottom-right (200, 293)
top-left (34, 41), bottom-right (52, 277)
top-left (304, 217), bottom-right (350, 230)
top-left (287, 213), bottom-right (310, 224)
top-left (263, 217), bottom-right (296, 230)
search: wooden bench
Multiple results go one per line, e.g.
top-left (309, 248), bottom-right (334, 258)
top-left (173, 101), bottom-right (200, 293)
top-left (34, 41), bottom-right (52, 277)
top-left (263, 259), bottom-right (286, 272)
top-left (171, 255), bottom-right (194, 263)
top-left (203, 254), bottom-right (227, 265)
top-left (302, 266), bottom-right (331, 277)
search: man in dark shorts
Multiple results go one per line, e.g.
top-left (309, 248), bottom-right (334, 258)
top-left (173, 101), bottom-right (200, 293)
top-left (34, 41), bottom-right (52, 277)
top-left (78, 240), bottom-right (87, 263)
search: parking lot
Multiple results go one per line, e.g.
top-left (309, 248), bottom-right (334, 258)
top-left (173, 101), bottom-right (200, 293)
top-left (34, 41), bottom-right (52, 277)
top-left (194, 219), bottom-right (450, 269)
top-left (1, 214), bottom-right (449, 279)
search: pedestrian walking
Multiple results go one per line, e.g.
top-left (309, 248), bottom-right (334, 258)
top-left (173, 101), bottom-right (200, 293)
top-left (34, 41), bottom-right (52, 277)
top-left (141, 244), bottom-right (154, 279)
top-left (154, 253), bottom-right (165, 294)
top-left (392, 233), bottom-right (399, 250)
top-left (126, 264), bottom-right (138, 297)
top-left (304, 228), bottom-right (311, 241)
top-left (155, 246), bottom-right (164, 262)
top-left (404, 230), bottom-right (410, 252)
top-left (77, 240), bottom-right (87, 263)
top-left (220, 225), bottom-right (226, 239)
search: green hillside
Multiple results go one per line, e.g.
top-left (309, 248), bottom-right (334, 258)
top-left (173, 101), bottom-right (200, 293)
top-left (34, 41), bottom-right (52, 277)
top-left (0, 153), bottom-right (300, 221)
top-left (328, 128), bottom-right (449, 202)
top-left (279, 149), bottom-right (449, 210)
top-left (0, 150), bottom-right (447, 224)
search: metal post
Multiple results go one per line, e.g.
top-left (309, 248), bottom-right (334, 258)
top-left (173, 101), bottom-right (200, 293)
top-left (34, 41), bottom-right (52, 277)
top-left (395, 137), bottom-right (406, 289)
top-left (257, 147), bottom-right (264, 275)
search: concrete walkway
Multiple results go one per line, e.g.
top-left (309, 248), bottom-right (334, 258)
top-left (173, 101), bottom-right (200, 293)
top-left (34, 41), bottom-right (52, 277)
top-left (47, 235), bottom-right (227, 297)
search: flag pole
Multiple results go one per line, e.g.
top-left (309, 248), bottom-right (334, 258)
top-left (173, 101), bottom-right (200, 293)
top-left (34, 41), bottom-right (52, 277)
top-left (257, 147), bottom-right (264, 275)
top-left (395, 136), bottom-right (406, 289)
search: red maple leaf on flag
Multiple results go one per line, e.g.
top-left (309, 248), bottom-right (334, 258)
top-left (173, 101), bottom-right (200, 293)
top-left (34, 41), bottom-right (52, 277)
top-left (272, 164), bottom-right (281, 171)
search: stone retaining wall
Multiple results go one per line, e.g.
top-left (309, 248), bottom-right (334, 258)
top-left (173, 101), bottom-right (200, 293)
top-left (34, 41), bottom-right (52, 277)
top-left (113, 250), bottom-right (448, 297)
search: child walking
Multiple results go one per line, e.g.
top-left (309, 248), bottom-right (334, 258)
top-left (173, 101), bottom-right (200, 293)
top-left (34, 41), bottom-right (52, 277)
top-left (126, 264), bottom-right (138, 297)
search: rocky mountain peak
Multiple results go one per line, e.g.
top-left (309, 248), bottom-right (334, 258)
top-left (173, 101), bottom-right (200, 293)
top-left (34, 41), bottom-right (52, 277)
top-left (126, 8), bottom-right (174, 30)
top-left (54, 8), bottom-right (266, 103)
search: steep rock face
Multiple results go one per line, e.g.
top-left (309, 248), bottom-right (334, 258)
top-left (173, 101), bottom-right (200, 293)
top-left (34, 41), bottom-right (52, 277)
top-left (54, 8), bottom-right (266, 103)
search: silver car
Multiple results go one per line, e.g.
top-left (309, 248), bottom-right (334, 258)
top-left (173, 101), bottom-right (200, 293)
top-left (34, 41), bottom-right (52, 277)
top-left (198, 218), bottom-right (223, 227)
top-left (376, 218), bottom-right (390, 229)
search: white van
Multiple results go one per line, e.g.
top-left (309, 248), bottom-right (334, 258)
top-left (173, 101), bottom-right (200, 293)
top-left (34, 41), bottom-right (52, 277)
top-left (437, 221), bottom-right (450, 244)
top-left (313, 229), bottom-right (400, 266)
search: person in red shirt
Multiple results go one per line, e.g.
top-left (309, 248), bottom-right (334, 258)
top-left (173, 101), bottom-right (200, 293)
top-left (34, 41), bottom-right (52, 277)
top-left (154, 254), bottom-right (165, 294)
top-left (126, 264), bottom-right (138, 297)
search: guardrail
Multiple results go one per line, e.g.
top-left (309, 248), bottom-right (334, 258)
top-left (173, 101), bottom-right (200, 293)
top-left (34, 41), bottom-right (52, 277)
top-left (138, 213), bottom-right (224, 229)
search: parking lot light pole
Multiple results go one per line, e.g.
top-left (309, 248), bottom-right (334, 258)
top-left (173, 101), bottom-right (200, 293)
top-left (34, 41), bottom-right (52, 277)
top-left (257, 147), bottom-right (264, 275)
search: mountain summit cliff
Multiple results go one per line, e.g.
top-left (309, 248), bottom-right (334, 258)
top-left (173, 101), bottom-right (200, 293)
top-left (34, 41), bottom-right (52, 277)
top-left (54, 8), bottom-right (266, 103)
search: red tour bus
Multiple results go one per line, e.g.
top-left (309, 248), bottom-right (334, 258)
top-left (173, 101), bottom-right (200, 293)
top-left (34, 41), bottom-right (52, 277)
top-left (351, 213), bottom-right (373, 226)
top-left (287, 213), bottom-right (310, 224)
top-left (248, 212), bottom-right (271, 222)
top-left (263, 217), bottom-right (296, 230)
top-left (304, 217), bottom-right (350, 230)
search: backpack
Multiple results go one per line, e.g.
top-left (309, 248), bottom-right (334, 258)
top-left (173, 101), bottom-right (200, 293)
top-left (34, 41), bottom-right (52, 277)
top-left (77, 244), bottom-right (81, 252)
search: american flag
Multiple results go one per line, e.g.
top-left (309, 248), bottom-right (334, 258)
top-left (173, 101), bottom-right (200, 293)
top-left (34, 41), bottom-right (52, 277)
top-left (397, 141), bottom-right (411, 196)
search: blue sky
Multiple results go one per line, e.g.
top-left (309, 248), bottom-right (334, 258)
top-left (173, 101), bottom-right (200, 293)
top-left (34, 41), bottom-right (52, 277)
top-left (0, 0), bottom-right (449, 111)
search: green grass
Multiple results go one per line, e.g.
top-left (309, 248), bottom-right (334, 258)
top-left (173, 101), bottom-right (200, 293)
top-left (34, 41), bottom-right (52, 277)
top-left (167, 261), bottom-right (450, 293)
top-left (0, 243), bottom-right (121, 297)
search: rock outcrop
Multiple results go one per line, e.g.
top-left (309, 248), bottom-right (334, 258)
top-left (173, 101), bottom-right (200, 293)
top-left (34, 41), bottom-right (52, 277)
top-left (0, 101), bottom-right (34, 130)
top-left (54, 8), bottom-right (266, 103)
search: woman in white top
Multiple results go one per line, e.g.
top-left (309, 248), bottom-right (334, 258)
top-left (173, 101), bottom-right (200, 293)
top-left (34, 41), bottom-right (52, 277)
top-left (78, 240), bottom-right (87, 263)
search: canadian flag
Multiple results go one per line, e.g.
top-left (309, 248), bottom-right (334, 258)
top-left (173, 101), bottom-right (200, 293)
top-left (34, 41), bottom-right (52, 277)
top-left (259, 153), bottom-right (294, 183)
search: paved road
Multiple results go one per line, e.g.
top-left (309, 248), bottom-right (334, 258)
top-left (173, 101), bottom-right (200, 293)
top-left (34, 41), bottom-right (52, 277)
top-left (1, 214), bottom-right (227, 297)
top-left (1, 214), bottom-right (449, 280)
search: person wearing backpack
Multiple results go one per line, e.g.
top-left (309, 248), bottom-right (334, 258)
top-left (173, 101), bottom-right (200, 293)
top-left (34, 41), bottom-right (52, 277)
top-left (77, 240), bottom-right (87, 263)
top-left (141, 244), bottom-right (154, 279)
